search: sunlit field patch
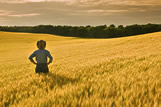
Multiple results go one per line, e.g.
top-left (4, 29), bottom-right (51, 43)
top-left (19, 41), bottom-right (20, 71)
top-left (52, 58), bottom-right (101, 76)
top-left (0, 31), bottom-right (161, 106)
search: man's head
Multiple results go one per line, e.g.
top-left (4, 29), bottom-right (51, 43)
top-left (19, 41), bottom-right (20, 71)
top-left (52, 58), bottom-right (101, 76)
top-left (37, 40), bottom-right (46, 50)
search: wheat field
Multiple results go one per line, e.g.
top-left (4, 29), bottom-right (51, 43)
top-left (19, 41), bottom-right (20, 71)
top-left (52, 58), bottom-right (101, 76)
top-left (0, 31), bottom-right (161, 107)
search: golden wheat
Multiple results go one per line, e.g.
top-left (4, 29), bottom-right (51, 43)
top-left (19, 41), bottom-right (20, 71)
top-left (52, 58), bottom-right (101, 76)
top-left (0, 31), bottom-right (161, 107)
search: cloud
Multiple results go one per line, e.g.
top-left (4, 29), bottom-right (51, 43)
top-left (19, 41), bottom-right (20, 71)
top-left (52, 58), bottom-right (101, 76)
top-left (0, 9), bottom-right (40, 17)
top-left (0, 0), bottom-right (158, 18)
top-left (0, 10), bottom-right (10, 16)
top-left (1, 0), bottom-right (160, 5)
top-left (0, 0), bottom-right (161, 26)
top-left (8, 13), bottom-right (41, 17)
top-left (0, 0), bottom-right (72, 3)
top-left (87, 9), bottom-right (128, 13)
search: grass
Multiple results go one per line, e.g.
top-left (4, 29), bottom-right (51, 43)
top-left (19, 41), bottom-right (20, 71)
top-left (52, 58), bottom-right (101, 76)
top-left (0, 31), bottom-right (161, 107)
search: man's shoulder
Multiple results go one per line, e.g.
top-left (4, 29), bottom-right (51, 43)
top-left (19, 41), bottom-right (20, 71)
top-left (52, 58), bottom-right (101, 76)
top-left (33, 49), bottom-right (42, 54)
top-left (34, 49), bottom-right (50, 54)
top-left (34, 49), bottom-right (39, 53)
top-left (44, 49), bottom-right (50, 53)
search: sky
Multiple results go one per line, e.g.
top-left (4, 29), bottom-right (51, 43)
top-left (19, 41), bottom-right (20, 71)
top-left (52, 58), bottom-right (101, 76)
top-left (0, 0), bottom-right (161, 26)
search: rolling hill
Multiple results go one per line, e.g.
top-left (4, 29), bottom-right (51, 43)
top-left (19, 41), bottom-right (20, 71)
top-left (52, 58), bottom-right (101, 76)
top-left (0, 31), bottom-right (160, 106)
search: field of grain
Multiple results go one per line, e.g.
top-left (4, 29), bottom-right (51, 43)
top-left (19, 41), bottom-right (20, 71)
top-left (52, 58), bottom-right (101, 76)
top-left (0, 31), bottom-right (161, 107)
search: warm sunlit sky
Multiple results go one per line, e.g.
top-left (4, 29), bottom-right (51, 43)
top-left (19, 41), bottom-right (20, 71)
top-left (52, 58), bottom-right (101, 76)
top-left (0, 0), bottom-right (161, 26)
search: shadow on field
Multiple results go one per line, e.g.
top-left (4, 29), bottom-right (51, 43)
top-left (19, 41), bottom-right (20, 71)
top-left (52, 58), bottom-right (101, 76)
top-left (38, 72), bottom-right (79, 90)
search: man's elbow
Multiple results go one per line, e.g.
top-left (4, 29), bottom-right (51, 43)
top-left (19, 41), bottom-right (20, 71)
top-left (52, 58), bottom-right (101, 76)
top-left (28, 56), bottom-right (31, 60)
top-left (28, 56), bottom-right (33, 62)
top-left (50, 56), bottom-right (53, 61)
top-left (49, 58), bottom-right (53, 63)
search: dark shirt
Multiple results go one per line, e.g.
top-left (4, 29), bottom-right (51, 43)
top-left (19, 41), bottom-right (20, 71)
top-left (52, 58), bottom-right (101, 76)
top-left (29, 49), bottom-right (53, 64)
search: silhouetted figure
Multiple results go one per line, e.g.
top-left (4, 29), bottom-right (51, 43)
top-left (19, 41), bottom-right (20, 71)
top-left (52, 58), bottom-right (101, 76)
top-left (29, 40), bottom-right (53, 73)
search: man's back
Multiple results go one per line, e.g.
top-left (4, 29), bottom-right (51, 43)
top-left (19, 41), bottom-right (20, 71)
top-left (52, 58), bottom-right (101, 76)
top-left (35, 49), bottom-right (49, 63)
top-left (29, 49), bottom-right (53, 64)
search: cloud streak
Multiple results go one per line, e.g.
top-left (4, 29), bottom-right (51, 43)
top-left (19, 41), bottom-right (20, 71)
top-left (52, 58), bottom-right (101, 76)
top-left (0, 0), bottom-right (72, 3)
top-left (0, 0), bottom-right (161, 5)
top-left (0, 9), bottom-right (40, 17)
top-left (8, 13), bottom-right (41, 17)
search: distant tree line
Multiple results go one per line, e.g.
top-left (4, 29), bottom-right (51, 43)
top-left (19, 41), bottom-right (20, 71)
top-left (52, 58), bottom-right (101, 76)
top-left (0, 23), bottom-right (161, 38)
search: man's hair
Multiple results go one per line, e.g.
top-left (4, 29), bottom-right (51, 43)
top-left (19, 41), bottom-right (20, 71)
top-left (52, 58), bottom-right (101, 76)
top-left (37, 40), bottom-right (46, 49)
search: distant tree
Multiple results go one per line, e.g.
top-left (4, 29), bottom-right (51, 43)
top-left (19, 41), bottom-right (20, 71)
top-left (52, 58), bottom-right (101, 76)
top-left (117, 25), bottom-right (124, 37)
top-left (118, 25), bottom-right (124, 30)
top-left (105, 27), bottom-right (117, 38)
top-left (86, 25), bottom-right (91, 28)
top-left (0, 23), bottom-right (161, 38)
top-left (124, 24), bottom-right (143, 36)
top-left (109, 24), bottom-right (116, 28)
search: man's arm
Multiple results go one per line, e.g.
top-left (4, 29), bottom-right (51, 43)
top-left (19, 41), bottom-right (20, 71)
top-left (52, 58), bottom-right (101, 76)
top-left (47, 51), bottom-right (53, 64)
top-left (28, 51), bottom-right (37, 64)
